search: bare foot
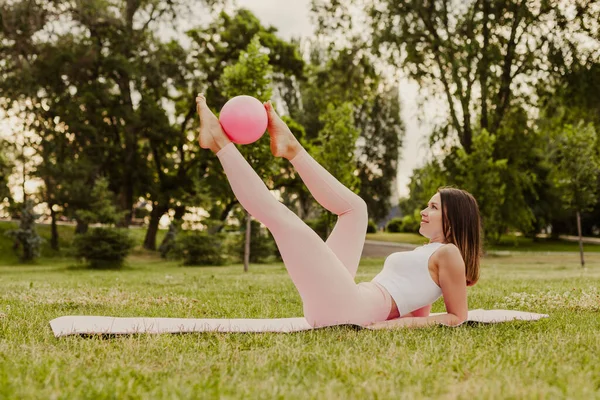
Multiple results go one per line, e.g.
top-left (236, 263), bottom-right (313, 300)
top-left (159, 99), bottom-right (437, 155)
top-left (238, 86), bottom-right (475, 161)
top-left (196, 94), bottom-right (231, 153)
top-left (264, 101), bottom-right (302, 160)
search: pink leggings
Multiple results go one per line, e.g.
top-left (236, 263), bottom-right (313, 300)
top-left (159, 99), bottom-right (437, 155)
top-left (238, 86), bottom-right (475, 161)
top-left (216, 143), bottom-right (393, 327)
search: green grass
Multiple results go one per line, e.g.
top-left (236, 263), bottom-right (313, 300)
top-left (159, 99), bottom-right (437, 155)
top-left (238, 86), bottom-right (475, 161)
top-left (367, 231), bottom-right (600, 252)
top-left (1, 251), bottom-right (600, 398)
top-left (1, 220), bottom-right (600, 398)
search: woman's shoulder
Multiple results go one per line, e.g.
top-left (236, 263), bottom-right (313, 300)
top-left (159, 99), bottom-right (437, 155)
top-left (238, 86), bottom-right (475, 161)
top-left (432, 243), bottom-right (464, 270)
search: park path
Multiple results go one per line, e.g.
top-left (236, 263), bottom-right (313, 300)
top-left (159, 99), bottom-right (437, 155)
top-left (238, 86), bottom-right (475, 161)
top-left (361, 240), bottom-right (417, 258)
top-left (361, 235), bottom-right (600, 259)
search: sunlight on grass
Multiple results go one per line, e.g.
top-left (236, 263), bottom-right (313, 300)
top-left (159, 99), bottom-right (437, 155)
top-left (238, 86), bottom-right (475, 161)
top-left (1, 252), bottom-right (599, 399)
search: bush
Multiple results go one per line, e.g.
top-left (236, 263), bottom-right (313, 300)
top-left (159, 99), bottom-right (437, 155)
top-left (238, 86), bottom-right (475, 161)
top-left (401, 214), bottom-right (421, 233)
top-left (169, 232), bottom-right (226, 266)
top-left (73, 228), bottom-right (135, 268)
top-left (229, 220), bottom-right (279, 263)
top-left (385, 217), bottom-right (403, 233)
top-left (367, 219), bottom-right (378, 233)
top-left (5, 199), bottom-right (44, 261)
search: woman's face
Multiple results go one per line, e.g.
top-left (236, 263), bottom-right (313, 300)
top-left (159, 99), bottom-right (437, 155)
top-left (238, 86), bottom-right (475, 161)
top-left (419, 192), bottom-right (445, 242)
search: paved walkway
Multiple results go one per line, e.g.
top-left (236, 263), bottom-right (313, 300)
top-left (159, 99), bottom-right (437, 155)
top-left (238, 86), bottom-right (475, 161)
top-left (361, 236), bottom-right (600, 258)
top-left (554, 234), bottom-right (600, 244)
top-left (361, 240), bottom-right (417, 258)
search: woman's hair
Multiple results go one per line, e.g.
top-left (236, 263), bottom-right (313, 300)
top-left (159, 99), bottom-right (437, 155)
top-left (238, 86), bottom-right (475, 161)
top-left (438, 187), bottom-right (482, 286)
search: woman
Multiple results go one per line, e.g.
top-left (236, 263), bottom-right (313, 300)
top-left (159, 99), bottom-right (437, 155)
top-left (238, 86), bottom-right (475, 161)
top-left (196, 94), bottom-right (482, 329)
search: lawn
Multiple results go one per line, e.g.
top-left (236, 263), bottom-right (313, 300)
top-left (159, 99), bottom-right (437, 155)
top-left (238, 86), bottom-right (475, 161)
top-left (1, 220), bottom-right (600, 398)
top-left (1, 249), bottom-right (599, 398)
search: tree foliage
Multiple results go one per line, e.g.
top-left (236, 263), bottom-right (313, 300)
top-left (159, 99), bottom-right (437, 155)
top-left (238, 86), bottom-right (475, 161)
top-left (550, 122), bottom-right (600, 214)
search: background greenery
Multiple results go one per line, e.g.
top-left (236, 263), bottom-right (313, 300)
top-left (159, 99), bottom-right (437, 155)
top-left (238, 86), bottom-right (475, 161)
top-left (2, 0), bottom-right (599, 259)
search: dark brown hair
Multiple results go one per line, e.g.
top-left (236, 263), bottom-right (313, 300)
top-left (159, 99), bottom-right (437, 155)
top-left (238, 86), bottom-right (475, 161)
top-left (438, 187), bottom-right (482, 286)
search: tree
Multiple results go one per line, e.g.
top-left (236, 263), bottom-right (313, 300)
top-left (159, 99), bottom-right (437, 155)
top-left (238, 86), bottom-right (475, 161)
top-left (401, 130), bottom-right (509, 244)
top-left (287, 40), bottom-right (405, 223)
top-left (446, 129), bottom-right (508, 243)
top-left (312, 102), bottom-right (360, 236)
top-left (549, 122), bottom-right (600, 268)
top-left (538, 60), bottom-right (600, 238)
top-left (75, 177), bottom-right (125, 227)
top-left (219, 35), bottom-right (276, 272)
top-left (399, 161), bottom-right (446, 218)
top-left (364, 0), bottom-right (600, 151)
top-left (0, 0), bottom-right (222, 239)
top-left (186, 8), bottom-right (305, 236)
top-left (355, 85), bottom-right (404, 222)
top-left (314, 0), bottom-right (599, 238)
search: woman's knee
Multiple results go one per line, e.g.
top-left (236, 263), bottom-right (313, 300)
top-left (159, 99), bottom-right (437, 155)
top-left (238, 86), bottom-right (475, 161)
top-left (340, 197), bottom-right (368, 227)
top-left (260, 202), bottom-right (300, 230)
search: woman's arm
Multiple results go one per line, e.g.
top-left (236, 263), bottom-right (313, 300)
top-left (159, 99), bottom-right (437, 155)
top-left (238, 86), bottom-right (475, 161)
top-left (366, 244), bottom-right (468, 329)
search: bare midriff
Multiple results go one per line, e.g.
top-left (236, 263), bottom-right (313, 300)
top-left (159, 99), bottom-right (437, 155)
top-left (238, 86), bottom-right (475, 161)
top-left (387, 299), bottom-right (400, 320)
top-left (372, 281), bottom-right (400, 320)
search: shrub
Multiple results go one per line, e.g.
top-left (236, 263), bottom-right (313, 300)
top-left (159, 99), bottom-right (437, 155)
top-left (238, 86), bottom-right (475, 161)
top-left (367, 219), bottom-right (378, 233)
top-left (73, 228), bottom-right (134, 268)
top-left (169, 231), bottom-right (226, 266)
top-left (385, 217), bottom-right (403, 233)
top-left (5, 199), bottom-right (44, 261)
top-left (401, 213), bottom-right (421, 233)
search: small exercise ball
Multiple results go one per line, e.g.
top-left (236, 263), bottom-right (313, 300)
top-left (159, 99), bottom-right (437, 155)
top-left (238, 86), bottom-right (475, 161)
top-left (219, 95), bottom-right (268, 145)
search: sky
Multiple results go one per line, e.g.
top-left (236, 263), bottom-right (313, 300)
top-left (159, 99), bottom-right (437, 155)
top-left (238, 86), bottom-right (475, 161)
top-left (235, 0), bottom-right (440, 200)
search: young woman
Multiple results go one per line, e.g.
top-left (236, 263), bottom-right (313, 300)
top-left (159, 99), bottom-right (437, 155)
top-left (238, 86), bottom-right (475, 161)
top-left (196, 94), bottom-right (482, 329)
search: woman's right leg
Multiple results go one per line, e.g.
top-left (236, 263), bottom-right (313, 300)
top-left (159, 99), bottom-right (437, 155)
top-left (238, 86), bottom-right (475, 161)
top-left (288, 148), bottom-right (367, 279)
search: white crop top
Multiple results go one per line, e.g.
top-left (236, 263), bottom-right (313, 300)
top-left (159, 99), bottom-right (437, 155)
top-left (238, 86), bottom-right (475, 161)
top-left (371, 242), bottom-right (444, 316)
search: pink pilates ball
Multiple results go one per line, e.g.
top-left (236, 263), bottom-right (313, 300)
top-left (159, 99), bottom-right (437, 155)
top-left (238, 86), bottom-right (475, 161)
top-left (219, 95), bottom-right (268, 145)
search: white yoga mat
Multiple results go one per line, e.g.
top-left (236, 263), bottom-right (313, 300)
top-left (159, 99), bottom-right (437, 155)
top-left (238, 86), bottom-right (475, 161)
top-left (50, 309), bottom-right (548, 337)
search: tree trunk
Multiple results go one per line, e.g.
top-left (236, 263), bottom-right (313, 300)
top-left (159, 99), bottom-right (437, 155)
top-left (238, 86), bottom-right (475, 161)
top-left (244, 211), bottom-right (251, 272)
top-left (50, 206), bottom-right (59, 250)
top-left (173, 205), bottom-right (186, 221)
top-left (576, 210), bottom-right (585, 268)
top-left (75, 219), bottom-right (88, 234)
top-left (479, 0), bottom-right (490, 131)
top-left (208, 199), bottom-right (237, 234)
top-left (299, 190), bottom-right (312, 220)
top-left (143, 202), bottom-right (168, 250)
top-left (117, 124), bottom-right (136, 228)
top-left (158, 205), bottom-right (186, 251)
